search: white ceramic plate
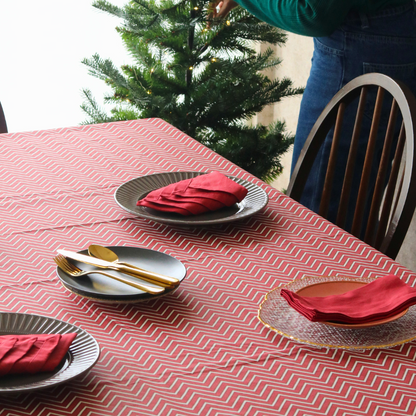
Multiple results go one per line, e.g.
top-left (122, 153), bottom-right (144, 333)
top-left (56, 246), bottom-right (187, 303)
top-left (114, 171), bottom-right (269, 225)
top-left (0, 313), bottom-right (100, 393)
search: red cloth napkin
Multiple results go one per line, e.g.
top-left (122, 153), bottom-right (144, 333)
top-left (136, 171), bottom-right (248, 216)
top-left (0, 333), bottom-right (77, 376)
top-left (280, 274), bottom-right (416, 323)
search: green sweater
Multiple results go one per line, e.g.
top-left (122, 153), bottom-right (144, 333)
top-left (235, 0), bottom-right (411, 36)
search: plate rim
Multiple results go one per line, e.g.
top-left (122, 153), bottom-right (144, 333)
top-left (56, 245), bottom-right (187, 302)
top-left (114, 171), bottom-right (269, 225)
top-left (0, 312), bottom-right (100, 393)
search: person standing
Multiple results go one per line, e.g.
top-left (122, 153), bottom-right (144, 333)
top-left (209, 0), bottom-right (416, 227)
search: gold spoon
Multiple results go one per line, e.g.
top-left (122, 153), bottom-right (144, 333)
top-left (88, 245), bottom-right (180, 288)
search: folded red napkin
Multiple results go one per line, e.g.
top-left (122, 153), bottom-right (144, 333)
top-left (280, 274), bottom-right (416, 323)
top-left (0, 333), bottom-right (77, 376)
top-left (137, 171), bottom-right (248, 216)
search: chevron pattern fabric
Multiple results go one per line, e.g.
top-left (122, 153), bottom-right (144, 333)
top-left (0, 118), bottom-right (415, 415)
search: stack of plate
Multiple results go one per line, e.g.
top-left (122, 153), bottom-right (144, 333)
top-left (56, 246), bottom-right (187, 303)
top-left (0, 313), bottom-right (100, 393)
top-left (258, 276), bottom-right (416, 350)
top-left (114, 171), bottom-right (269, 226)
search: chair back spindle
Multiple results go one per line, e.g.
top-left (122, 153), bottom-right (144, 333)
top-left (351, 87), bottom-right (385, 237)
top-left (319, 102), bottom-right (346, 218)
top-left (336, 87), bottom-right (368, 229)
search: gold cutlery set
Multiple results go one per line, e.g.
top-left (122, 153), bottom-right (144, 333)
top-left (54, 245), bottom-right (179, 295)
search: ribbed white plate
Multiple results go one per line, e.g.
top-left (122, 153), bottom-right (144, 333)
top-left (114, 171), bottom-right (269, 225)
top-left (0, 313), bottom-right (100, 393)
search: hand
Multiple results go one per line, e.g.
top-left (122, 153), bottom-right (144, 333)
top-left (207, 1), bottom-right (238, 27)
top-left (213, 0), bottom-right (239, 18)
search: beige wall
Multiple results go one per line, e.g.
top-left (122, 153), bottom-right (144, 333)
top-left (257, 33), bottom-right (416, 271)
top-left (254, 34), bottom-right (313, 192)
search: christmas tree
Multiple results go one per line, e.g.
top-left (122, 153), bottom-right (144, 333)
top-left (82, 0), bottom-right (303, 182)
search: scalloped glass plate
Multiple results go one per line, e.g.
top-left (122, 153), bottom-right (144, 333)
top-left (0, 313), bottom-right (100, 393)
top-left (114, 171), bottom-right (269, 225)
top-left (258, 276), bottom-right (416, 350)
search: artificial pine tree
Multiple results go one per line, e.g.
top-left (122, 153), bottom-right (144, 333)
top-left (82, 0), bottom-right (303, 181)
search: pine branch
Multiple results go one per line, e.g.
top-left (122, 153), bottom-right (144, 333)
top-left (80, 89), bottom-right (115, 124)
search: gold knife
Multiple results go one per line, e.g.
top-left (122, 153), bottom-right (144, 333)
top-left (57, 249), bottom-right (180, 287)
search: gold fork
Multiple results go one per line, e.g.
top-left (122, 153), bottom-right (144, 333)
top-left (54, 255), bottom-right (165, 295)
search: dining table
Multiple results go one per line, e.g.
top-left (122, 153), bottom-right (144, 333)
top-left (0, 117), bottom-right (415, 416)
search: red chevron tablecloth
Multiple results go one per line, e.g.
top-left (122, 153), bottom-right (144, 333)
top-left (0, 118), bottom-right (415, 415)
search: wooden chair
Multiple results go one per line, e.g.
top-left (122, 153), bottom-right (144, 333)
top-left (0, 102), bottom-right (7, 133)
top-left (287, 73), bottom-right (416, 259)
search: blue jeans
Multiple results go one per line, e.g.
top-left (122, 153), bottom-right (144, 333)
top-left (291, 1), bottom-right (416, 231)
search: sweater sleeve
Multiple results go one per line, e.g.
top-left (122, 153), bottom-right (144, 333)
top-left (234, 0), bottom-right (357, 37)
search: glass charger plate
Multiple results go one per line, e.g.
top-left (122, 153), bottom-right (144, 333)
top-left (56, 246), bottom-right (187, 303)
top-left (114, 171), bottom-right (269, 225)
top-left (258, 275), bottom-right (416, 350)
top-left (0, 313), bottom-right (100, 393)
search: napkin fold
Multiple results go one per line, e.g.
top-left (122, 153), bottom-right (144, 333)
top-left (136, 171), bottom-right (248, 216)
top-left (0, 333), bottom-right (77, 376)
top-left (281, 274), bottom-right (416, 323)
